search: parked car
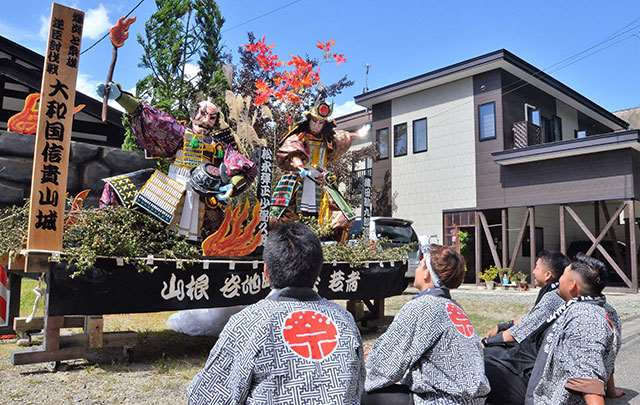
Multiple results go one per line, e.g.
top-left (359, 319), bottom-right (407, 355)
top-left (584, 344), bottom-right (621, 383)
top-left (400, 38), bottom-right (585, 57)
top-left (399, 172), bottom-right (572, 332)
top-left (348, 217), bottom-right (419, 278)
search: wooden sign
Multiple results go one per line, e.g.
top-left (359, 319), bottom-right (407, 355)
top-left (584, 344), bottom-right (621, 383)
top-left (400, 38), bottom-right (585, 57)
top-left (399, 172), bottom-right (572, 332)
top-left (26, 3), bottom-right (84, 251)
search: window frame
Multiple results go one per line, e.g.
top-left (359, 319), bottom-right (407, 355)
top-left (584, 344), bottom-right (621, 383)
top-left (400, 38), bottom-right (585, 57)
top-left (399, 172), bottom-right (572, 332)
top-left (375, 127), bottom-right (390, 160)
top-left (393, 122), bottom-right (408, 157)
top-left (412, 117), bottom-right (428, 154)
top-left (478, 102), bottom-right (497, 141)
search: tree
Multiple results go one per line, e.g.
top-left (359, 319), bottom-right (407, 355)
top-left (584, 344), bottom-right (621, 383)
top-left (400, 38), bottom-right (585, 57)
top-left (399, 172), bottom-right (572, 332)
top-left (135, 0), bottom-right (228, 121)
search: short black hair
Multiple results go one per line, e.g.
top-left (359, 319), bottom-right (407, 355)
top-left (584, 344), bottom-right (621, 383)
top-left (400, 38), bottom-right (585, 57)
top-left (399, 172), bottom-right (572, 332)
top-left (537, 250), bottom-right (571, 281)
top-left (570, 253), bottom-right (608, 296)
top-left (264, 222), bottom-right (323, 289)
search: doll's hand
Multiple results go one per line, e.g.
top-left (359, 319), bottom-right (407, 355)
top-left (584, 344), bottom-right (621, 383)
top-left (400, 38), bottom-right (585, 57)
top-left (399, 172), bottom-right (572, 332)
top-left (96, 82), bottom-right (122, 100)
top-left (298, 167), bottom-right (310, 179)
top-left (215, 184), bottom-right (233, 202)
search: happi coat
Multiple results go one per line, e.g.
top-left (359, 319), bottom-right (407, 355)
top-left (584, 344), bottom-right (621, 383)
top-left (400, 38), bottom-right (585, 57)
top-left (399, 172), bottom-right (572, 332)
top-left (365, 288), bottom-right (490, 405)
top-left (526, 298), bottom-right (621, 405)
top-left (187, 287), bottom-right (365, 405)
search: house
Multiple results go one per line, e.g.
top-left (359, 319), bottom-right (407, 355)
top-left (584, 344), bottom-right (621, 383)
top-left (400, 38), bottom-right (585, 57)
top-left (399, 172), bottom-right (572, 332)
top-left (354, 49), bottom-right (639, 291)
top-left (0, 35), bottom-right (125, 146)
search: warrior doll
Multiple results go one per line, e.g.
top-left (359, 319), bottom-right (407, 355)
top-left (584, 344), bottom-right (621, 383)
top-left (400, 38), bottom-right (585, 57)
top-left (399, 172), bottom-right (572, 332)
top-left (97, 82), bottom-right (256, 240)
top-left (271, 100), bottom-right (356, 238)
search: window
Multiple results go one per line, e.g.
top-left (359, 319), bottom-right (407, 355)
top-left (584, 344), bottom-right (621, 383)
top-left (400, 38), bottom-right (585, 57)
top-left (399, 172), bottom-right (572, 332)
top-left (393, 123), bottom-right (407, 157)
top-left (375, 128), bottom-right (389, 159)
top-left (478, 102), bottom-right (496, 140)
top-left (412, 118), bottom-right (428, 153)
top-left (553, 115), bottom-right (563, 142)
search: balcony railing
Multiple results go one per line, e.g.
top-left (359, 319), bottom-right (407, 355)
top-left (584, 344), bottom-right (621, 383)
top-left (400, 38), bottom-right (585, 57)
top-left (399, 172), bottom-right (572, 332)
top-left (513, 121), bottom-right (542, 148)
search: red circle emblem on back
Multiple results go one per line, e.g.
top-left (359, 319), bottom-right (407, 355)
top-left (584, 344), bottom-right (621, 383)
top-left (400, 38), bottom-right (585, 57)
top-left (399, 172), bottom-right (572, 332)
top-left (282, 310), bottom-right (339, 361)
top-left (447, 303), bottom-right (474, 337)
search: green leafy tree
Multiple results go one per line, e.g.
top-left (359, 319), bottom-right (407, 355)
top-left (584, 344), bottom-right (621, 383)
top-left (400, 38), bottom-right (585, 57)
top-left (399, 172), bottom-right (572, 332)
top-left (135, 0), bottom-right (228, 121)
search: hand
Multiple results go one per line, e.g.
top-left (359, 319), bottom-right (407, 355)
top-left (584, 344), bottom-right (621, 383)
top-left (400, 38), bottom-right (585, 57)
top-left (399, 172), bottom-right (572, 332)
top-left (215, 184), bottom-right (233, 202)
top-left (606, 387), bottom-right (625, 398)
top-left (96, 81), bottom-right (122, 100)
top-left (298, 167), bottom-right (310, 179)
top-left (486, 325), bottom-right (499, 338)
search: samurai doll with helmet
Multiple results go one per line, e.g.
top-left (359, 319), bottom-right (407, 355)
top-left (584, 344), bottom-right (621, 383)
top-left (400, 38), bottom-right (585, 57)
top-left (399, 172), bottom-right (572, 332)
top-left (271, 100), bottom-right (356, 237)
top-left (96, 82), bottom-right (257, 241)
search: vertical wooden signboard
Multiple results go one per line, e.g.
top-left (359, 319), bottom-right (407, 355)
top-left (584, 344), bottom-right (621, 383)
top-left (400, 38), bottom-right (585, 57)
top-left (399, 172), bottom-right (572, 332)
top-left (26, 3), bottom-right (84, 251)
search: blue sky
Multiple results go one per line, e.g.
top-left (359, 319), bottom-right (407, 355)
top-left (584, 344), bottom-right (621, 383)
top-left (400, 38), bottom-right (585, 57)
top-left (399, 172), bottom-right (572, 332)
top-left (1, 0), bottom-right (639, 116)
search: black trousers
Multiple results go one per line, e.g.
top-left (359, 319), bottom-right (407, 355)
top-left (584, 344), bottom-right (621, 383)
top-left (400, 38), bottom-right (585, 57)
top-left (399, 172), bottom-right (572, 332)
top-left (361, 384), bottom-right (413, 405)
top-left (484, 357), bottom-right (527, 404)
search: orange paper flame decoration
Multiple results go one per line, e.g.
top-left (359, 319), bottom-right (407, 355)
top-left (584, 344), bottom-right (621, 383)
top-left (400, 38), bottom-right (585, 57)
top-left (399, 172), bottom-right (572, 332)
top-left (201, 200), bottom-right (263, 257)
top-left (109, 16), bottom-right (136, 48)
top-left (7, 93), bottom-right (85, 135)
top-left (65, 189), bottom-right (91, 228)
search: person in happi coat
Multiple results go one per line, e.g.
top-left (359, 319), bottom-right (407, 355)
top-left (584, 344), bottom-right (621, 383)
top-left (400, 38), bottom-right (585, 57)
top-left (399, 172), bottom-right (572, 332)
top-left (187, 222), bottom-right (365, 404)
top-left (363, 243), bottom-right (490, 405)
top-left (97, 82), bottom-right (256, 240)
top-left (270, 99), bottom-right (356, 238)
top-left (525, 253), bottom-right (622, 405)
top-left (482, 251), bottom-right (570, 404)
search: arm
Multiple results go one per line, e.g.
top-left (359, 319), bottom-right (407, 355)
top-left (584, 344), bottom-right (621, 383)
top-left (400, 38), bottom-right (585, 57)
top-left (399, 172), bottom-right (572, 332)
top-left (583, 393), bottom-right (605, 405)
top-left (365, 301), bottom-right (441, 391)
top-left (277, 134), bottom-right (308, 171)
top-left (563, 311), bottom-right (613, 402)
top-left (508, 292), bottom-right (562, 343)
top-left (187, 315), bottom-right (254, 404)
top-left (97, 82), bottom-right (186, 157)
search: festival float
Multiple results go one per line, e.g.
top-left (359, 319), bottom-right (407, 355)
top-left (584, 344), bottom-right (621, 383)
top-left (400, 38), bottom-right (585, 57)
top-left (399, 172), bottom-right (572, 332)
top-left (0, 3), bottom-right (411, 366)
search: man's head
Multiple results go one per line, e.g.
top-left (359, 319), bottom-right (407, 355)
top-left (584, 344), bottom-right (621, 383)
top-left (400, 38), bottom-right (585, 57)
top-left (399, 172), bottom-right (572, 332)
top-left (264, 222), bottom-right (323, 289)
top-left (532, 250), bottom-right (570, 287)
top-left (558, 253), bottom-right (607, 301)
top-left (191, 101), bottom-right (220, 134)
top-left (414, 244), bottom-right (466, 291)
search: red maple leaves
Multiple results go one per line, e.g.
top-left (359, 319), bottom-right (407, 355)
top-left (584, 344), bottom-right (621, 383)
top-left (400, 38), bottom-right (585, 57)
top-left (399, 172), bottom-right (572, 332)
top-left (245, 36), bottom-right (346, 106)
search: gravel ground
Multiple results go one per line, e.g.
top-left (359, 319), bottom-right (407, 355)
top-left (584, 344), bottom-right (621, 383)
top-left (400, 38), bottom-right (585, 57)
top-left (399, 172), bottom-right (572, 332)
top-left (0, 286), bottom-right (638, 404)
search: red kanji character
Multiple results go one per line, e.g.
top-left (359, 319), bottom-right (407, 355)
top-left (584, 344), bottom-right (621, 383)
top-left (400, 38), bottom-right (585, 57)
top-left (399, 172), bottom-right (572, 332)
top-left (447, 303), bottom-right (475, 337)
top-left (282, 310), bottom-right (339, 361)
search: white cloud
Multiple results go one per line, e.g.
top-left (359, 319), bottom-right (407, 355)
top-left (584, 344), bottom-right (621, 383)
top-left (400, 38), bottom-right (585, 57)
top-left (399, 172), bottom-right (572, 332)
top-left (83, 4), bottom-right (111, 40)
top-left (331, 100), bottom-right (365, 118)
top-left (184, 63), bottom-right (201, 82)
top-left (39, 15), bottom-right (49, 41)
top-left (75, 72), bottom-right (124, 112)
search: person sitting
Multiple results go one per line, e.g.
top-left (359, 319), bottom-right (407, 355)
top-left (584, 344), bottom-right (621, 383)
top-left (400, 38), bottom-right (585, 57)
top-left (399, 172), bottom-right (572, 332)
top-left (187, 222), bottom-right (365, 404)
top-left (525, 254), bottom-right (622, 405)
top-left (485, 250), bottom-right (570, 346)
top-left (483, 251), bottom-right (569, 404)
top-left (363, 244), bottom-right (490, 405)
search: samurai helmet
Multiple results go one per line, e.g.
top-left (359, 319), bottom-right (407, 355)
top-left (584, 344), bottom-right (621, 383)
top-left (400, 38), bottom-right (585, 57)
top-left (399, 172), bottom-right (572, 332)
top-left (305, 90), bottom-right (333, 121)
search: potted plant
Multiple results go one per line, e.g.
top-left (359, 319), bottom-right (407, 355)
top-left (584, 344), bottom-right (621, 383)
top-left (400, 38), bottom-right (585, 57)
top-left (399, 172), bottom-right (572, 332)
top-left (480, 266), bottom-right (499, 289)
top-left (512, 271), bottom-right (529, 291)
top-left (498, 267), bottom-right (513, 289)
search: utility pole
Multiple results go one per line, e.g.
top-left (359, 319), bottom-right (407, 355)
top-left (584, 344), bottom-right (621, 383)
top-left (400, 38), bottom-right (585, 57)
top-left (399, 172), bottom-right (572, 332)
top-left (363, 64), bottom-right (370, 94)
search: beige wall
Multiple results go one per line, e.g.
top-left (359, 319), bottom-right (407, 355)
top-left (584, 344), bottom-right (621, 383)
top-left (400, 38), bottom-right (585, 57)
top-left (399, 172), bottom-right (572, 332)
top-left (390, 77), bottom-right (477, 240)
top-left (556, 99), bottom-right (579, 141)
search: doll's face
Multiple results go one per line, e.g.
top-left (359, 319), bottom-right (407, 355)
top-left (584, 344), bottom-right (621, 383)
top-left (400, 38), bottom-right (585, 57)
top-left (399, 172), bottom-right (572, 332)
top-left (193, 102), bottom-right (219, 132)
top-left (309, 117), bottom-right (325, 134)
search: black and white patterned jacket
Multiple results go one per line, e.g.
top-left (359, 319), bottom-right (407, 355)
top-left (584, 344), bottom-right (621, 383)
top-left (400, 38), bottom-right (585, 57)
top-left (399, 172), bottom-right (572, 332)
top-left (365, 289), bottom-right (490, 404)
top-left (531, 300), bottom-right (621, 404)
top-left (509, 289), bottom-right (565, 342)
top-left (187, 287), bottom-right (365, 404)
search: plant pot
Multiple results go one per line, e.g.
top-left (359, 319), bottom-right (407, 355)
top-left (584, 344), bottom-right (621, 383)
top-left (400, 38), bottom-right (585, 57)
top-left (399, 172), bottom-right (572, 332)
top-left (485, 281), bottom-right (495, 290)
top-left (518, 282), bottom-right (529, 291)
